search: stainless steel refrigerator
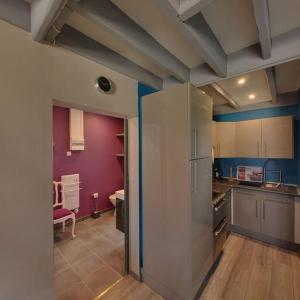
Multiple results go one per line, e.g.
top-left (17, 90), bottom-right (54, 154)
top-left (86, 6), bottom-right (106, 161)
top-left (142, 83), bottom-right (213, 300)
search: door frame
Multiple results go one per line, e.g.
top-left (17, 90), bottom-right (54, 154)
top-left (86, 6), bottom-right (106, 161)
top-left (52, 102), bottom-right (130, 275)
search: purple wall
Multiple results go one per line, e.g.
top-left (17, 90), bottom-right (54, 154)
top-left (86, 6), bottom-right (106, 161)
top-left (53, 106), bottom-right (124, 218)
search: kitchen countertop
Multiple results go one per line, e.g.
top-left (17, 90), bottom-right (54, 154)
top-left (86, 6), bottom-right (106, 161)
top-left (213, 179), bottom-right (300, 197)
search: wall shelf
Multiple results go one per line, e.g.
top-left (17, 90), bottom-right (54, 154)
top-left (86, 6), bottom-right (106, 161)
top-left (116, 133), bottom-right (124, 137)
top-left (116, 154), bottom-right (125, 157)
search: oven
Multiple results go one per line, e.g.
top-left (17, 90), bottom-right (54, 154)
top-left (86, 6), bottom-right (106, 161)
top-left (212, 191), bottom-right (229, 259)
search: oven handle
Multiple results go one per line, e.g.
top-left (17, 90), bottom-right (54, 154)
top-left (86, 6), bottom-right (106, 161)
top-left (214, 199), bottom-right (226, 212)
top-left (214, 219), bottom-right (227, 237)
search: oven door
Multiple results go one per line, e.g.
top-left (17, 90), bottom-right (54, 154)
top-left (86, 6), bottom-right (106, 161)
top-left (213, 218), bottom-right (228, 259)
top-left (213, 198), bottom-right (228, 229)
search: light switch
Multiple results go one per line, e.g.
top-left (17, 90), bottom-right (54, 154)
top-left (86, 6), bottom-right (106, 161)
top-left (66, 151), bottom-right (72, 157)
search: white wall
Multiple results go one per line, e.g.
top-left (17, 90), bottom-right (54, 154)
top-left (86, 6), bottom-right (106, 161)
top-left (0, 20), bottom-right (137, 300)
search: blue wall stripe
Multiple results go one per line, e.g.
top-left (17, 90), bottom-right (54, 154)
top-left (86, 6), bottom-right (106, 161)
top-left (138, 83), bottom-right (158, 270)
top-left (214, 104), bottom-right (300, 185)
top-left (214, 104), bottom-right (299, 122)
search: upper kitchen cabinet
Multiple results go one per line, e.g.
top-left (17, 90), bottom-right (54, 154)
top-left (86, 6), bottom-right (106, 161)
top-left (213, 122), bottom-right (236, 158)
top-left (236, 120), bottom-right (261, 158)
top-left (190, 87), bottom-right (212, 159)
top-left (261, 116), bottom-right (294, 159)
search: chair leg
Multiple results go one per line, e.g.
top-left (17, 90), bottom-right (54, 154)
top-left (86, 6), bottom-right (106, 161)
top-left (71, 215), bottom-right (76, 239)
top-left (62, 221), bottom-right (65, 232)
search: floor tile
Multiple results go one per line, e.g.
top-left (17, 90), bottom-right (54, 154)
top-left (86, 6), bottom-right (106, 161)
top-left (54, 268), bottom-right (81, 297)
top-left (54, 248), bottom-right (70, 276)
top-left (56, 282), bottom-right (94, 300)
top-left (83, 265), bottom-right (121, 296)
top-left (58, 238), bottom-right (92, 265)
top-left (72, 254), bottom-right (106, 279)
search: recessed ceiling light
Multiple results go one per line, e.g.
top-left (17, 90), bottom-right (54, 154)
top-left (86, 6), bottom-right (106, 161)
top-left (248, 94), bottom-right (256, 99)
top-left (238, 78), bottom-right (246, 85)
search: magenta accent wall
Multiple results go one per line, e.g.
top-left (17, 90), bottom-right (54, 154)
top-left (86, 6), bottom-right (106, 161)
top-left (53, 106), bottom-right (124, 218)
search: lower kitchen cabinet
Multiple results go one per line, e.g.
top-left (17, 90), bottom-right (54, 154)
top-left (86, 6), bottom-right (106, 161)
top-left (233, 189), bottom-right (260, 232)
top-left (233, 188), bottom-right (294, 243)
top-left (261, 197), bottom-right (294, 242)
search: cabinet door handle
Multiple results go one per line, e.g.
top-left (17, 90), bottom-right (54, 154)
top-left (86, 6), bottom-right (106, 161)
top-left (191, 162), bottom-right (197, 192)
top-left (256, 200), bottom-right (258, 218)
top-left (214, 200), bottom-right (226, 212)
top-left (263, 201), bottom-right (265, 220)
top-left (264, 142), bottom-right (267, 157)
top-left (214, 219), bottom-right (227, 237)
top-left (192, 128), bottom-right (198, 158)
top-left (191, 162), bottom-right (195, 192)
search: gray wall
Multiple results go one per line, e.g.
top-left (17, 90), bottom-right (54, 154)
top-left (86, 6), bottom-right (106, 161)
top-left (0, 20), bottom-right (137, 300)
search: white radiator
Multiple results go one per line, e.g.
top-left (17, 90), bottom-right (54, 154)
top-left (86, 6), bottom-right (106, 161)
top-left (61, 174), bottom-right (81, 211)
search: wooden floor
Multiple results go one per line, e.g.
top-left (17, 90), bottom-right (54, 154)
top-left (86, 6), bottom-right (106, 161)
top-left (201, 233), bottom-right (300, 300)
top-left (93, 233), bottom-right (300, 300)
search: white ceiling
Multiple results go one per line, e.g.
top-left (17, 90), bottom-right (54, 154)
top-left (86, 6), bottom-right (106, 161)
top-left (111, 0), bottom-right (204, 68)
top-left (202, 0), bottom-right (259, 54)
top-left (275, 59), bottom-right (300, 94)
top-left (216, 69), bottom-right (272, 106)
top-left (67, 12), bottom-right (170, 78)
top-left (269, 0), bottom-right (300, 37)
top-left (55, 0), bottom-right (300, 112)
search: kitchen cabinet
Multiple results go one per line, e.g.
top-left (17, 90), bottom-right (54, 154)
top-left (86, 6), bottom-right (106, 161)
top-left (191, 87), bottom-right (212, 159)
top-left (142, 83), bottom-right (213, 300)
top-left (213, 122), bottom-right (236, 158)
top-left (233, 189), bottom-right (260, 232)
top-left (261, 196), bottom-right (294, 242)
top-left (236, 119), bottom-right (261, 158)
top-left (261, 116), bottom-right (293, 158)
top-left (233, 188), bottom-right (295, 243)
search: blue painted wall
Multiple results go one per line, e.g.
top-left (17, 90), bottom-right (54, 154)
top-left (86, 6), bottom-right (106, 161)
top-left (214, 105), bottom-right (299, 185)
top-left (138, 82), bottom-right (158, 269)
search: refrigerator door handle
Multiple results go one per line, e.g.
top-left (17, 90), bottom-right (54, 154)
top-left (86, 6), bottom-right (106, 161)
top-left (191, 161), bottom-right (198, 192)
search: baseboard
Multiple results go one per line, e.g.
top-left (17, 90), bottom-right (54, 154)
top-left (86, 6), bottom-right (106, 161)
top-left (130, 270), bottom-right (141, 282)
top-left (76, 207), bottom-right (115, 223)
top-left (230, 225), bottom-right (300, 252)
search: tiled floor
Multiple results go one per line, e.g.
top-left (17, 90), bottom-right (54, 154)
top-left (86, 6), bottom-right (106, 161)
top-left (54, 210), bottom-right (125, 299)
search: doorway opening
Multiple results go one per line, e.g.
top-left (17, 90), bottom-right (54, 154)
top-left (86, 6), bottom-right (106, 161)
top-left (52, 104), bottom-right (129, 299)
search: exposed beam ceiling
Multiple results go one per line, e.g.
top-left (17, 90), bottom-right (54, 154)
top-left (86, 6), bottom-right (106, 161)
top-left (211, 83), bottom-right (240, 110)
top-left (153, 0), bottom-right (227, 77)
top-left (56, 25), bottom-right (163, 89)
top-left (266, 68), bottom-right (277, 104)
top-left (251, 0), bottom-right (272, 59)
top-left (45, 5), bottom-right (73, 43)
top-left (179, 0), bottom-right (215, 21)
top-left (68, 0), bottom-right (189, 82)
top-left (31, 0), bottom-right (67, 41)
top-left (0, 0), bottom-right (30, 31)
top-left (191, 27), bottom-right (300, 86)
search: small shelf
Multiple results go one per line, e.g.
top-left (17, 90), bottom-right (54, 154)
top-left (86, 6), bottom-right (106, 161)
top-left (116, 154), bottom-right (125, 157)
top-left (116, 133), bottom-right (124, 137)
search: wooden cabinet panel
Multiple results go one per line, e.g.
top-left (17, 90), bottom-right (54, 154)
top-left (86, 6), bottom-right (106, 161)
top-left (261, 116), bottom-right (294, 158)
top-left (213, 122), bottom-right (236, 158)
top-left (212, 121), bottom-right (217, 158)
top-left (236, 119), bottom-right (261, 158)
top-left (190, 88), bottom-right (212, 158)
top-left (233, 189), bottom-right (260, 232)
top-left (261, 198), bottom-right (294, 242)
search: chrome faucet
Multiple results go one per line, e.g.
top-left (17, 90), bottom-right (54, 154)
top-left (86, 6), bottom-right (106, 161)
top-left (262, 159), bottom-right (282, 184)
